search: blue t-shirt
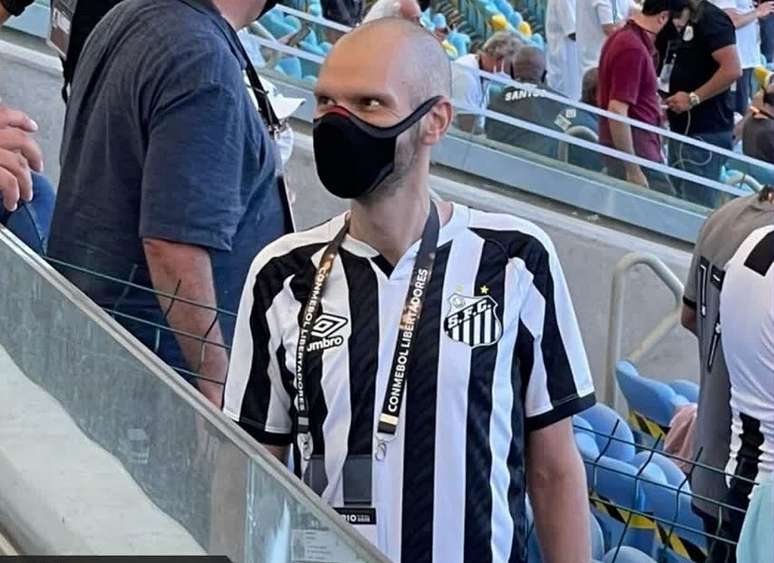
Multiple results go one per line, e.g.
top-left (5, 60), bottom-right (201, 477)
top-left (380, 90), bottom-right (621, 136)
top-left (48, 0), bottom-right (288, 359)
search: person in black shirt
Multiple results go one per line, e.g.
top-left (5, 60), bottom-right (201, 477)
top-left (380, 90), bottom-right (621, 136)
top-left (657, 0), bottom-right (741, 208)
top-left (486, 46), bottom-right (565, 160)
top-left (487, 48), bottom-right (604, 171)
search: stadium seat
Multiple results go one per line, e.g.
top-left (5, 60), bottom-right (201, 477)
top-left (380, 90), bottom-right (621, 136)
top-left (276, 57), bottom-right (302, 79)
top-left (604, 547), bottom-right (658, 562)
top-left (260, 10), bottom-right (296, 38)
top-left (284, 15), bottom-right (302, 31)
top-left (588, 457), bottom-right (656, 555)
top-left (577, 403), bottom-right (636, 462)
top-left (632, 452), bottom-right (688, 489)
top-left (667, 380), bottom-right (699, 404)
top-left (616, 361), bottom-right (689, 449)
top-left (638, 468), bottom-right (707, 563)
top-left (447, 31), bottom-right (471, 57)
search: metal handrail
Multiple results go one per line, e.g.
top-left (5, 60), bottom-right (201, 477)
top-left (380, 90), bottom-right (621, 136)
top-left (556, 125), bottom-right (598, 163)
top-left (604, 252), bottom-right (685, 410)
top-left (270, 4), bottom-right (774, 175)
top-left (247, 33), bottom-right (749, 198)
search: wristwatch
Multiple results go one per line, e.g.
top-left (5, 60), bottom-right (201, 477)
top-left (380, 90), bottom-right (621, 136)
top-left (688, 92), bottom-right (701, 108)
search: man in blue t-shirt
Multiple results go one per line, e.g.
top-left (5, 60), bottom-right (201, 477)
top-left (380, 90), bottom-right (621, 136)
top-left (47, 0), bottom-right (288, 406)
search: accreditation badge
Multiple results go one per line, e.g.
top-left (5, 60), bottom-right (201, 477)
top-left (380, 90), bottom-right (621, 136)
top-left (48, 0), bottom-right (78, 59)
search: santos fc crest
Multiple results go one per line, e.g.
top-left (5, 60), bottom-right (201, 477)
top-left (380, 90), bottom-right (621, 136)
top-left (443, 292), bottom-right (502, 348)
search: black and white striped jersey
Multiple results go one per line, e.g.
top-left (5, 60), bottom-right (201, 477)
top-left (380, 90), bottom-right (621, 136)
top-left (224, 203), bottom-right (595, 562)
top-left (721, 225), bottom-right (774, 490)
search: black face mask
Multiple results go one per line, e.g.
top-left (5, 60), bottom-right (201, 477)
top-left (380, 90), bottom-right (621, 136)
top-left (313, 97), bottom-right (441, 199)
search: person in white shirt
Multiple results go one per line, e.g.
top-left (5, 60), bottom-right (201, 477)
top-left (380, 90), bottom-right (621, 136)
top-left (576, 0), bottom-right (636, 75)
top-left (714, 186), bottom-right (774, 563)
top-left (451, 31), bottom-right (523, 132)
top-left (546, 0), bottom-right (582, 99)
top-left (711, 0), bottom-right (774, 114)
top-left (363, 0), bottom-right (427, 22)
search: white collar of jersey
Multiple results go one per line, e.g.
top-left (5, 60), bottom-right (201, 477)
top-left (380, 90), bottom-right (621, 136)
top-left (325, 202), bottom-right (469, 277)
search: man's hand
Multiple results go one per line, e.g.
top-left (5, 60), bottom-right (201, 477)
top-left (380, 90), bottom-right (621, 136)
top-left (0, 106), bottom-right (44, 212)
top-left (757, 1), bottom-right (774, 19)
top-left (665, 91), bottom-right (692, 114)
top-left (626, 165), bottom-right (650, 187)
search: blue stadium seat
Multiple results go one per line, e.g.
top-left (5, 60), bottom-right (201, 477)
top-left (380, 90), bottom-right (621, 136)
top-left (448, 31), bottom-right (471, 57)
top-left (577, 403), bottom-right (636, 462)
top-left (616, 361), bottom-right (689, 449)
top-left (509, 10), bottom-right (523, 27)
top-left (574, 414), bottom-right (597, 441)
top-left (276, 57), bottom-right (302, 79)
top-left (261, 10), bottom-right (296, 38)
top-left (668, 380), bottom-right (699, 404)
top-left (604, 547), bottom-right (658, 562)
top-left (638, 468), bottom-right (707, 563)
top-left (432, 13), bottom-right (448, 29)
top-left (588, 457), bottom-right (656, 555)
top-left (284, 15), bottom-right (302, 31)
top-left (632, 452), bottom-right (688, 489)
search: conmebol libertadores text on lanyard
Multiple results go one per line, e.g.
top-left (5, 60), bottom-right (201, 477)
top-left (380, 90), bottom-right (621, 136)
top-left (294, 203), bottom-right (440, 461)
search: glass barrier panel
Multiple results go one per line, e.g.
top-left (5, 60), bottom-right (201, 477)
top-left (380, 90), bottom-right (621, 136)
top-left (0, 230), bottom-right (386, 563)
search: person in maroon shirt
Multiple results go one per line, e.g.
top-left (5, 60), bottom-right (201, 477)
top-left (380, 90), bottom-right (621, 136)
top-left (598, 0), bottom-right (689, 193)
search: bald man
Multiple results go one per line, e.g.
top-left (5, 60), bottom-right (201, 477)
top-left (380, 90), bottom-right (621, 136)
top-left (224, 18), bottom-right (594, 563)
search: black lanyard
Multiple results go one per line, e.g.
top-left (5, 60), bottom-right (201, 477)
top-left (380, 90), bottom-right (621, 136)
top-left (295, 203), bottom-right (440, 461)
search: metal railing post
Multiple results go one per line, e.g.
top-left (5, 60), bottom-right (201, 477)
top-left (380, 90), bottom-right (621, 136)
top-left (604, 252), bottom-right (685, 410)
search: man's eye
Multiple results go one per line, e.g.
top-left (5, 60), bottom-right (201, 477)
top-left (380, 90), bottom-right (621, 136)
top-left (361, 99), bottom-right (382, 110)
top-left (316, 96), bottom-right (334, 107)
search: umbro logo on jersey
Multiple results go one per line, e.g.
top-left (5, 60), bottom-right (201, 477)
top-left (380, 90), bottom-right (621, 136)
top-left (307, 313), bottom-right (348, 352)
top-left (443, 293), bottom-right (502, 347)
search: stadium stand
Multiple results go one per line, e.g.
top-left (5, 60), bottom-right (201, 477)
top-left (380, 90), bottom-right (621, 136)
top-left (1, 1), bottom-right (770, 560)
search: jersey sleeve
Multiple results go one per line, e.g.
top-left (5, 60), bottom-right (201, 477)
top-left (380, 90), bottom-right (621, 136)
top-left (684, 247), bottom-right (700, 308)
top-left (223, 251), bottom-right (294, 446)
top-left (702, 5), bottom-right (736, 53)
top-left (515, 236), bottom-right (596, 431)
top-left (558, 0), bottom-right (577, 35)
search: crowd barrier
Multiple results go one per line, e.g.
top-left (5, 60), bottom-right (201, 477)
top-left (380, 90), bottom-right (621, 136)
top-left (9, 239), bottom-right (749, 563)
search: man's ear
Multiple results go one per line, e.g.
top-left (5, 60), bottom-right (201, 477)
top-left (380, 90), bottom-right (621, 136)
top-left (420, 98), bottom-right (454, 145)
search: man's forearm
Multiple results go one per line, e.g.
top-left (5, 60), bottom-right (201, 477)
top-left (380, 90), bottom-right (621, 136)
top-left (0, 4), bottom-right (11, 24)
top-left (529, 443), bottom-right (591, 563)
top-left (143, 238), bottom-right (228, 396)
top-left (696, 69), bottom-right (740, 103)
top-left (724, 8), bottom-right (757, 29)
top-left (695, 48), bottom-right (742, 103)
top-left (609, 119), bottom-right (639, 172)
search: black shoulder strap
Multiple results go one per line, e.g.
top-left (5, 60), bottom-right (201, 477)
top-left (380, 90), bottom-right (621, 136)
top-left (237, 40), bottom-right (283, 135)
